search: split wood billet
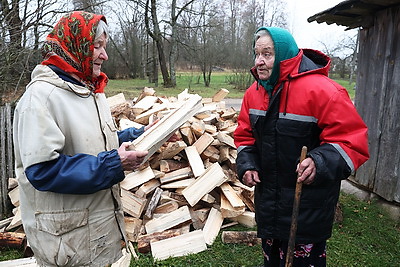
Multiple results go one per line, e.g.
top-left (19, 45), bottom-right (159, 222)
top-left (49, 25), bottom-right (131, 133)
top-left (184, 146), bottom-right (205, 177)
top-left (120, 166), bottom-right (155, 191)
top-left (131, 95), bottom-right (158, 115)
top-left (159, 166), bottom-right (193, 184)
top-left (144, 187), bottom-right (163, 219)
top-left (202, 207), bottom-right (224, 245)
top-left (145, 205), bottom-right (192, 234)
top-left (182, 163), bottom-right (228, 207)
top-left (120, 189), bottom-right (147, 218)
top-left (128, 93), bottom-right (203, 163)
top-left (150, 230), bottom-right (207, 261)
top-left (137, 227), bottom-right (189, 253)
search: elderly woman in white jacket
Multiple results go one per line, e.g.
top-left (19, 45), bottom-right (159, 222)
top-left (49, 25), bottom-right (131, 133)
top-left (13, 11), bottom-right (148, 266)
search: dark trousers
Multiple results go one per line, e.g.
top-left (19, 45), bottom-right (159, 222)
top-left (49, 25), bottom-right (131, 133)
top-left (261, 238), bottom-right (326, 267)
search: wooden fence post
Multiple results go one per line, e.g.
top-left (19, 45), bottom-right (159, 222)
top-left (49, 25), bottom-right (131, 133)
top-left (0, 103), bottom-right (13, 218)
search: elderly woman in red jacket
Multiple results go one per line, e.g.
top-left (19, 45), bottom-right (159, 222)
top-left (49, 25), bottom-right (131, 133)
top-left (234, 27), bottom-right (369, 267)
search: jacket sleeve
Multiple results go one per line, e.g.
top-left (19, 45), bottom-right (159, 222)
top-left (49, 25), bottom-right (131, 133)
top-left (117, 126), bottom-right (145, 145)
top-left (234, 90), bottom-right (261, 181)
top-left (25, 149), bottom-right (125, 194)
top-left (309, 85), bottom-right (369, 183)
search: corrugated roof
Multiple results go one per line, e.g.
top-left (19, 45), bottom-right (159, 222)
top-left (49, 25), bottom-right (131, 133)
top-left (307, 0), bottom-right (400, 29)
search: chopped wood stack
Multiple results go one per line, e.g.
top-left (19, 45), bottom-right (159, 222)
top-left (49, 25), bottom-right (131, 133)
top-left (109, 88), bottom-right (256, 260)
top-left (1, 87), bottom-right (256, 263)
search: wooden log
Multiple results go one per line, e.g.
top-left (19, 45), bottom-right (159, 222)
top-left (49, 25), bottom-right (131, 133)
top-left (145, 206), bottom-right (192, 234)
top-left (137, 227), bottom-right (189, 254)
top-left (182, 163), bottom-right (228, 207)
top-left (128, 93), bottom-right (203, 163)
top-left (184, 146), bottom-right (205, 177)
top-left (135, 87), bottom-right (156, 103)
top-left (0, 232), bottom-right (26, 249)
top-left (202, 207), bottom-right (224, 245)
top-left (150, 230), bottom-right (207, 261)
top-left (221, 231), bottom-right (261, 246)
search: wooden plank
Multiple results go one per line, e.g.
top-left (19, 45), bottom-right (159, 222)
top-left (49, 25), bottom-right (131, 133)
top-left (182, 163), bottom-right (227, 207)
top-left (0, 232), bottom-right (26, 249)
top-left (128, 94), bottom-right (203, 163)
top-left (184, 146), bottom-right (205, 177)
top-left (150, 230), bottom-right (207, 261)
top-left (145, 205), bottom-right (192, 234)
top-left (202, 207), bottom-right (224, 245)
top-left (120, 166), bottom-right (155, 191)
top-left (134, 103), bottom-right (167, 125)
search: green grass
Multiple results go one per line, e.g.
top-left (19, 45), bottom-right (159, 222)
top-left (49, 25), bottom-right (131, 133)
top-left (106, 72), bottom-right (356, 100)
top-left (2, 193), bottom-right (398, 266)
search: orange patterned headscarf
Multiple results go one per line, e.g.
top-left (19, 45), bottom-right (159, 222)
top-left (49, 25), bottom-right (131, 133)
top-left (41, 11), bottom-right (108, 93)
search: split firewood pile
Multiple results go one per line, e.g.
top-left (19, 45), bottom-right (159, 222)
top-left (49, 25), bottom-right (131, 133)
top-left (0, 87), bottom-right (259, 264)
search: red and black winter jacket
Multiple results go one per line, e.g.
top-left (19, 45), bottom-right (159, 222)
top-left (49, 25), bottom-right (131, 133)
top-left (234, 49), bottom-right (369, 243)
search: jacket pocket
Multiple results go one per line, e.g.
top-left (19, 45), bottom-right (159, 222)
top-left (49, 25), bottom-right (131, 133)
top-left (35, 209), bottom-right (90, 266)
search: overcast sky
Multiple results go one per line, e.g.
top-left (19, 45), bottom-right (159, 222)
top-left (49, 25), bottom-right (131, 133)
top-left (286, 0), bottom-right (358, 52)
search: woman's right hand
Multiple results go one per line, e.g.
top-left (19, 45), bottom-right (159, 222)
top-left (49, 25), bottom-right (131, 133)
top-left (117, 142), bottom-right (148, 171)
top-left (242, 170), bottom-right (260, 187)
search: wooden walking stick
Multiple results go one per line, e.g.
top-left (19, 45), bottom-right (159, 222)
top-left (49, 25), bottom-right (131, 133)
top-left (285, 146), bottom-right (308, 267)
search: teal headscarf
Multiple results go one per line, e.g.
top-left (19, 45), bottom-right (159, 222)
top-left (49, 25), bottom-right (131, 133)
top-left (255, 27), bottom-right (299, 94)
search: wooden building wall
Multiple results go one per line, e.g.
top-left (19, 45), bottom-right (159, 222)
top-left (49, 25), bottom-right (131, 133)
top-left (354, 6), bottom-right (400, 203)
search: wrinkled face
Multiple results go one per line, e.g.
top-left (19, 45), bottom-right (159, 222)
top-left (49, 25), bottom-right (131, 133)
top-left (92, 33), bottom-right (108, 78)
top-left (254, 35), bottom-right (275, 81)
